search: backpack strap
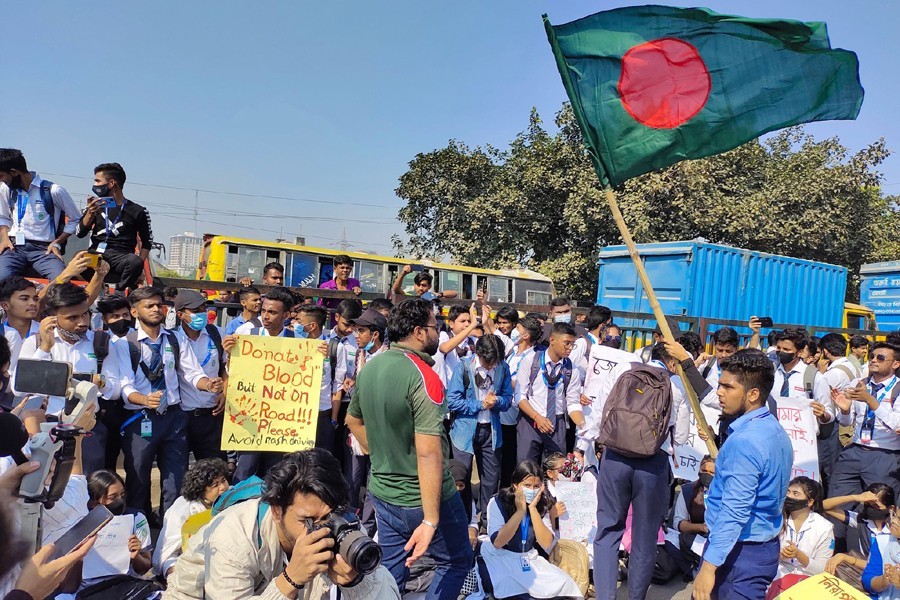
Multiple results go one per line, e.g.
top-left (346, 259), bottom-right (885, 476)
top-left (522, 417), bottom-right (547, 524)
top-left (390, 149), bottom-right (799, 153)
top-left (125, 330), bottom-right (151, 379)
top-left (462, 356), bottom-right (472, 393)
top-left (560, 358), bottom-right (574, 396)
top-left (832, 364), bottom-right (856, 383)
top-left (803, 365), bottom-right (817, 400)
top-left (701, 357), bottom-right (716, 379)
top-left (583, 333), bottom-right (593, 363)
top-left (249, 317), bottom-right (262, 329)
top-left (93, 330), bottom-right (111, 376)
top-left (328, 337), bottom-right (340, 387)
top-left (527, 350), bottom-right (543, 400)
top-left (205, 324), bottom-right (226, 377)
top-left (165, 330), bottom-right (181, 373)
top-left (38, 180), bottom-right (66, 251)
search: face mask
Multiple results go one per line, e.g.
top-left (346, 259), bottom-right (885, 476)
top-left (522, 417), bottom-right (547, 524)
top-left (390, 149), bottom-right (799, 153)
top-left (363, 340), bottom-right (375, 352)
top-left (105, 499), bottom-right (126, 516)
top-left (522, 487), bottom-right (539, 504)
top-left (777, 351), bottom-right (796, 366)
top-left (9, 173), bottom-right (23, 191)
top-left (783, 497), bottom-right (809, 513)
top-left (698, 472), bottom-right (714, 488)
top-left (863, 506), bottom-right (891, 521)
top-left (296, 325), bottom-right (309, 339)
top-left (554, 313), bottom-right (572, 324)
top-left (108, 319), bottom-right (132, 337)
top-left (188, 313), bottom-right (207, 331)
top-left (58, 327), bottom-right (87, 343)
top-left (511, 328), bottom-right (521, 343)
top-left (92, 183), bottom-right (111, 197)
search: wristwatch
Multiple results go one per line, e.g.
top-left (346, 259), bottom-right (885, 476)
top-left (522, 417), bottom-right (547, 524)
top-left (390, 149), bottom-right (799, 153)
top-left (50, 242), bottom-right (62, 250)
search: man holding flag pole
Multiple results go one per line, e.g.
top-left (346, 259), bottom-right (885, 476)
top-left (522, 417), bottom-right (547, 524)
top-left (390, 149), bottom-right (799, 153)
top-left (544, 5), bottom-right (864, 599)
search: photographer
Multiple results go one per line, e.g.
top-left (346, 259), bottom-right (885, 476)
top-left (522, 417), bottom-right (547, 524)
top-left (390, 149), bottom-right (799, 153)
top-left (165, 449), bottom-right (398, 599)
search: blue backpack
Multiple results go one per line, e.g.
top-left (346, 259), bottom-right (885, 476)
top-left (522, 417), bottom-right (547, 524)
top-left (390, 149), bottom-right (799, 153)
top-left (6, 180), bottom-right (67, 251)
top-left (212, 475), bottom-right (270, 546)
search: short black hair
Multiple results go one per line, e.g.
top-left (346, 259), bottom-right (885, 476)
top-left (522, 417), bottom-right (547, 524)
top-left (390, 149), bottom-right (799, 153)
top-left (819, 332), bottom-right (847, 358)
top-left (129, 286), bottom-right (164, 306)
top-left (181, 458), bottom-right (228, 503)
top-left (0, 276), bottom-right (36, 302)
top-left (775, 328), bottom-right (807, 349)
top-left (873, 342), bottom-right (900, 359)
top-left (0, 336), bottom-right (10, 370)
top-left (335, 299), bottom-right (363, 322)
top-left (584, 305), bottom-right (612, 332)
top-left (96, 292), bottom-right (130, 315)
top-left (849, 335), bottom-right (869, 350)
top-left (720, 349), bottom-right (775, 400)
top-left (447, 305), bottom-right (469, 323)
top-left (886, 331), bottom-right (900, 347)
top-left (518, 315), bottom-right (542, 346)
top-left (413, 271), bottom-right (433, 286)
top-left (677, 331), bottom-right (702, 357)
top-left (651, 340), bottom-right (674, 364)
top-left (711, 327), bottom-right (739, 347)
top-left (0, 149), bottom-right (27, 173)
top-left (94, 162), bottom-right (126, 187)
top-left (164, 286), bottom-right (179, 300)
top-left (550, 322), bottom-right (577, 338)
top-left (298, 304), bottom-right (326, 327)
top-left (87, 469), bottom-right (126, 503)
top-left (264, 262), bottom-right (285, 275)
top-left (43, 282), bottom-right (88, 314)
top-left (388, 298), bottom-right (433, 343)
top-left (475, 334), bottom-right (503, 366)
top-left (369, 298), bottom-right (393, 313)
top-left (495, 306), bottom-right (519, 326)
top-left (239, 285), bottom-right (261, 302)
top-left (265, 286), bottom-right (296, 313)
top-left (261, 449), bottom-right (349, 512)
top-left (549, 296), bottom-right (570, 309)
top-left (333, 255), bottom-right (353, 267)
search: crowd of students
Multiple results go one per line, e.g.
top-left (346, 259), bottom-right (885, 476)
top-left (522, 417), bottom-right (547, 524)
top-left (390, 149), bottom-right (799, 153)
top-left (0, 217), bottom-right (899, 600)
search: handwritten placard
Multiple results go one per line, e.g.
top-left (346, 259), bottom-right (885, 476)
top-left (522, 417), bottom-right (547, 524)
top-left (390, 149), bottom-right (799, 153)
top-left (773, 572), bottom-right (869, 599)
top-left (82, 514), bottom-right (132, 580)
top-left (776, 396), bottom-right (820, 482)
top-left (221, 335), bottom-right (324, 451)
top-left (555, 481), bottom-right (597, 543)
top-left (671, 403), bottom-right (721, 481)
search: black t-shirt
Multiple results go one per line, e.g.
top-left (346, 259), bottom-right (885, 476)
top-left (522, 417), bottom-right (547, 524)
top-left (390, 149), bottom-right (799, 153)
top-left (75, 199), bottom-right (153, 254)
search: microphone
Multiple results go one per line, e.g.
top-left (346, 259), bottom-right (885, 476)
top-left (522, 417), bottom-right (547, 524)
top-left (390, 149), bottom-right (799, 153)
top-left (0, 411), bottom-right (29, 465)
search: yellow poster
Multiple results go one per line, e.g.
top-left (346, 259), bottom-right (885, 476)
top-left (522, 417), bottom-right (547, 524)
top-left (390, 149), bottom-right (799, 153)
top-left (220, 335), bottom-right (324, 452)
top-left (774, 572), bottom-right (870, 599)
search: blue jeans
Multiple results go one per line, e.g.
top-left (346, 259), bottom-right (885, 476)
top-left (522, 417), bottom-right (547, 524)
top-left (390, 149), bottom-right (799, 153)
top-left (372, 493), bottom-right (473, 600)
top-left (0, 241), bottom-right (65, 280)
top-left (712, 539), bottom-right (780, 600)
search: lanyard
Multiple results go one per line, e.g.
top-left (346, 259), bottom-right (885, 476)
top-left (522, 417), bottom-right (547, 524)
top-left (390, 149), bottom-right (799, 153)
top-left (199, 337), bottom-right (215, 367)
top-left (510, 351), bottom-right (527, 379)
top-left (520, 513), bottom-right (530, 551)
top-left (11, 191), bottom-right (31, 231)
top-left (864, 378), bottom-right (898, 432)
top-left (789, 526), bottom-right (806, 546)
top-left (103, 199), bottom-right (126, 239)
top-left (587, 332), bottom-right (598, 345)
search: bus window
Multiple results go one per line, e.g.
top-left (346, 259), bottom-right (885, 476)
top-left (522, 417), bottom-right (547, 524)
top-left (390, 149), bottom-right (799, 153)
top-left (475, 275), bottom-right (488, 298)
top-left (462, 274), bottom-right (474, 300)
top-left (441, 271), bottom-right (462, 295)
top-left (527, 290), bottom-right (552, 306)
top-left (318, 257), bottom-right (333, 287)
top-left (236, 246), bottom-right (267, 282)
top-left (357, 261), bottom-right (385, 293)
top-left (488, 277), bottom-right (510, 303)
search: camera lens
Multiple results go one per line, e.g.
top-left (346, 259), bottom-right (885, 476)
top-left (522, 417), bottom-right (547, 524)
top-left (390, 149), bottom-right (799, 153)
top-left (338, 529), bottom-right (382, 575)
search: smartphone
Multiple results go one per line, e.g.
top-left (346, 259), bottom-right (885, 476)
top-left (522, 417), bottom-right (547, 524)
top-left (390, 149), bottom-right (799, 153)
top-left (409, 264), bottom-right (425, 272)
top-left (85, 251), bottom-right (101, 269)
top-left (102, 197), bottom-right (117, 209)
top-left (757, 317), bottom-right (774, 328)
top-left (15, 359), bottom-right (72, 397)
top-left (72, 373), bottom-right (93, 383)
top-left (50, 505), bottom-right (113, 559)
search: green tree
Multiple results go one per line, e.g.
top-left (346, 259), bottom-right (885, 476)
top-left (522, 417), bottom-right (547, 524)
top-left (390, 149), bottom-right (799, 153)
top-left (395, 104), bottom-right (898, 302)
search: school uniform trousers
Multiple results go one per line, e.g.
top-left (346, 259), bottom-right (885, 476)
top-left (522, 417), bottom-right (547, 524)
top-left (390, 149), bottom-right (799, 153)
top-left (516, 414), bottom-right (566, 465)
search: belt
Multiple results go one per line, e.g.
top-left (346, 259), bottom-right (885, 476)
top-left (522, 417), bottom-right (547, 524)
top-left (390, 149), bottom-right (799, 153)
top-left (183, 407), bottom-right (216, 417)
top-left (854, 443), bottom-right (900, 454)
top-left (476, 422), bottom-right (492, 429)
top-left (22, 239), bottom-right (51, 246)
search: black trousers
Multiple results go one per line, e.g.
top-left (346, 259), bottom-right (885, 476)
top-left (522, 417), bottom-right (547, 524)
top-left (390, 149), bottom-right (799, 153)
top-left (185, 408), bottom-right (226, 461)
top-left (103, 248), bottom-right (145, 291)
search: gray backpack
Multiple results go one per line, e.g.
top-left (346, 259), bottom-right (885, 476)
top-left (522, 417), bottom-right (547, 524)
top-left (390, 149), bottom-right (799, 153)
top-left (598, 363), bottom-right (673, 458)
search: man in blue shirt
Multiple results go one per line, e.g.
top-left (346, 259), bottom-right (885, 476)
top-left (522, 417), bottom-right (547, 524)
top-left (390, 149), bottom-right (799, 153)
top-left (693, 349), bottom-right (793, 600)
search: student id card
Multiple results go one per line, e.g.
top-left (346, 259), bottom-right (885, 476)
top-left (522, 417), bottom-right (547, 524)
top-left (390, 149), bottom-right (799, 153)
top-left (521, 556), bottom-right (531, 572)
top-left (140, 418), bottom-right (152, 438)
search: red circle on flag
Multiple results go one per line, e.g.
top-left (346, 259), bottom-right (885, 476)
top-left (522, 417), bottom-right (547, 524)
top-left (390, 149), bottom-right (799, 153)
top-left (618, 37), bottom-right (711, 129)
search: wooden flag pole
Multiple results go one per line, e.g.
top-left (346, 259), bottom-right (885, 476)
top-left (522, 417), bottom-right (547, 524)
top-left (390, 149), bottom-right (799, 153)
top-left (603, 188), bottom-right (718, 458)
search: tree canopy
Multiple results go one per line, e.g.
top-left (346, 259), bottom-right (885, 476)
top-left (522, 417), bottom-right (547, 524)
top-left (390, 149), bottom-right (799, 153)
top-left (395, 104), bottom-right (900, 301)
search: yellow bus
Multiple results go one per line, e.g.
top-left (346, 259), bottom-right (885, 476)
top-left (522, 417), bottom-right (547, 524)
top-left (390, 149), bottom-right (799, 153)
top-left (196, 235), bottom-right (556, 304)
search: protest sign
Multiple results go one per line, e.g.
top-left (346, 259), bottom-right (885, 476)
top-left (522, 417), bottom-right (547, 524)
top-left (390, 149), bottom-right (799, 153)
top-left (776, 396), bottom-right (820, 482)
top-left (221, 335), bottom-right (324, 452)
top-left (671, 402), bottom-right (720, 480)
top-left (555, 481), bottom-right (597, 543)
top-left (773, 572), bottom-right (869, 599)
top-left (82, 514), bottom-right (133, 580)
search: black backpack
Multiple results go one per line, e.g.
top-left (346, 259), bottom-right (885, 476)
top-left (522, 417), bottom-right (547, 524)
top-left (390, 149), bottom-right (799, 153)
top-left (525, 351), bottom-right (574, 403)
top-left (205, 324), bottom-right (226, 377)
top-left (93, 330), bottom-right (141, 375)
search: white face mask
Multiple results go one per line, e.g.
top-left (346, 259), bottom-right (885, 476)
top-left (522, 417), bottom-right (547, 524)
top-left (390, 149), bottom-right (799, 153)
top-left (522, 487), bottom-right (539, 503)
top-left (554, 313), bottom-right (572, 324)
top-left (511, 328), bottom-right (521, 343)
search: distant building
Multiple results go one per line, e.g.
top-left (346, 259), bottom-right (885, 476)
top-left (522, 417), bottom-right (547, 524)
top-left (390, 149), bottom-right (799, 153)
top-left (168, 232), bottom-right (202, 277)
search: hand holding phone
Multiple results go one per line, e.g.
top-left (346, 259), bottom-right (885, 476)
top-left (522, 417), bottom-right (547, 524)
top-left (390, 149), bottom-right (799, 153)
top-left (757, 317), bottom-right (774, 328)
top-left (50, 504), bottom-right (113, 559)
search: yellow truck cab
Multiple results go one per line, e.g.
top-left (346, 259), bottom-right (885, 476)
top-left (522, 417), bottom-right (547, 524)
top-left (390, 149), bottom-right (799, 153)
top-left (843, 302), bottom-right (876, 331)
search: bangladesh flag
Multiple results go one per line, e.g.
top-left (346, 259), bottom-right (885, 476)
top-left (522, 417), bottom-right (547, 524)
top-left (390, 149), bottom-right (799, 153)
top-left (544, 5), bottom-right (864, 187)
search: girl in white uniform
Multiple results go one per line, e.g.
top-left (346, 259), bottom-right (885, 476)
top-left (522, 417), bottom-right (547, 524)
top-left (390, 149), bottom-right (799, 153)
top-left (768, 476), bottom-right (835, 598)
top-left (481, 460), bottom-right (583, 599)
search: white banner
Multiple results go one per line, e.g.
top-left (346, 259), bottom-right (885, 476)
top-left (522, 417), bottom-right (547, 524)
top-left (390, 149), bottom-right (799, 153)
top-left (776, 395), bottom-right (820, 482)
top-left (671, 403), bottom-right (721, 481)
top-left (555, 481), bottom-right (597, 544)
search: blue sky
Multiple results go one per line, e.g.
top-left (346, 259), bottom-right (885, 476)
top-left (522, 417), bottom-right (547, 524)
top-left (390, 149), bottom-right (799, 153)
top-left (3, 1), bottom-right (896, 263)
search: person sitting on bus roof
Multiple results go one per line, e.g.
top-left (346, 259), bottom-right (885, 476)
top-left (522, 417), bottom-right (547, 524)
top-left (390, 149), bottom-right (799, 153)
top-left (319, 255), bottom-right (362, 322)
top-left (390, 264), bottom-right (458, 301)
top-left (75, 162), bottom-right (153, 292)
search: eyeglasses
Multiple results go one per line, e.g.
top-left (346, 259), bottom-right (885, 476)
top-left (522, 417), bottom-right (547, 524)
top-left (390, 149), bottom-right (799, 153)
top-left (420, 325), bottom-right (439, 331)
top-left (872, 354), bottom-right (893, 363)
top-left (560, 340), bottom-right (576, 349)
top-left (604, 335), bottom-right (622, 343)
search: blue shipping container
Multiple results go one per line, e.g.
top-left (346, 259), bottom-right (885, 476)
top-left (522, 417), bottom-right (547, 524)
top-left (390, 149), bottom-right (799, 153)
top-left (860, 261), bottom-right (900, 331)
top-left (597, 240), bottom-right (847, 328)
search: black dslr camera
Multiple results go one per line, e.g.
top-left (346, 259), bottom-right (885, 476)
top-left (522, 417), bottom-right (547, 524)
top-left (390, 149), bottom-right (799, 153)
top-left (306, 513), bottom-right (382, 575)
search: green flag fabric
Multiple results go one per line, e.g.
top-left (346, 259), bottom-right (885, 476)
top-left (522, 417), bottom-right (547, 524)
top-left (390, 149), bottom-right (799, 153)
top-left (544, 5), bottom-right (864, 188)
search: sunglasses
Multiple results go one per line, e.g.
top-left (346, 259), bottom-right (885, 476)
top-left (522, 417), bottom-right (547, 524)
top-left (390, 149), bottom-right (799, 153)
top-left (872, 354), bottom-right (894, 363)
top-left (604, 335), bottom-right (622, 343)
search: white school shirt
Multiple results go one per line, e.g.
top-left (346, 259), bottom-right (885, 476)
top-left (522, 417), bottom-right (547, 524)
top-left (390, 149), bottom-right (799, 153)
top-left (773, 362), bottom-right (835, 425)
top-left (120, 327), bottom-right (208, 411)
top-left (776, 511), bottom-right (834, 579)
top-left (0, 174), bottom-right (80, 242)
top-left (175, 326), bottom-right (224, 410)
top-left (837, 375), bottom-right (900, 452)
top-left (824, 357), bottom-right (861, 391)
top-left (334, 333), bottom-right (358, 397)
top-left (5, 319), bottom-right (41, 382)
top-left (434, 331), bottom-right (474, 386)
top-left (514, 350), bottom-right (583, 419)
top-left (153, 495), bottom-right (209, 576)
top-left (18, 329), bottom-right (125, 414)
top-left (591, 360), bottom-right (691, 455)
top-left (574, 344), bottom-right (642, 454)
top-left (474, 363), bottom-right (497, 424)
top-left (502, 346), bottom-right (535, 426)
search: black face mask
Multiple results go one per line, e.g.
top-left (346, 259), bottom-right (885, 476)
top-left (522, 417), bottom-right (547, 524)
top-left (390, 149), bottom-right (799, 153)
top-left (92, 183), bottom-right (111, 197)
top-left (862, 506), bottom-right (891, 521)
top-left (698, 472), bottom-right (714, 488)
top-left (778, 351), bottom-right (796, 366)
top-left (783, 497), bottom-right (809, 513)
top-left (108, 319), bottom-right (133, 337)
top-left (105, 499), bottom-right (126, 516)
top-left (9, 173), bottom-right (23, 191)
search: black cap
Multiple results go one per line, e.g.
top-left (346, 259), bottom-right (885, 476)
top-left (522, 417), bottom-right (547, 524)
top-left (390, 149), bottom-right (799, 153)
top-left (351, 307), bottom-right (387, 330)
top-left (174, 290), bottom-right (207, 312)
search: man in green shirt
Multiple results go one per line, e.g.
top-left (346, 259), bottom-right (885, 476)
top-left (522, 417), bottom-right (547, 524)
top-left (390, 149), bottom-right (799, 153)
top-left (347, 299), bottom-right (472, 599)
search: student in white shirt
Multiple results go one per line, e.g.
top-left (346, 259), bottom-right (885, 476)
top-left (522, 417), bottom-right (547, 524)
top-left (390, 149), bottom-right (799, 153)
top-left (819, 332), bottom-right (862, 492)
top-left (153, 458), bottom-right (229, 579)
top-left (770, 476), bottom-right (834, 595)
top-left (499, 315), bottom-right (541, 488)
top-left (329, 299), bottom-right (361, 484)
top-left (0, 276), bottom-right (40, 409)
top-left (432, 304), bottom-right (479, 386)
top-left (824, 483), bottom-right (895, 579)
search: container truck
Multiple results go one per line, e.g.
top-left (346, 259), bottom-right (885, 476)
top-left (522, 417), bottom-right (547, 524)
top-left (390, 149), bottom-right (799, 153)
top-left (860, 261), bottom-right (900, 331)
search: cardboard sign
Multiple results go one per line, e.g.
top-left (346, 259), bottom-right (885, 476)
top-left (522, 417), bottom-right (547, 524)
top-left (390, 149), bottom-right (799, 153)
top-left (776, 396), bottom-right (820, 482)
top-left (82, 514), bottom-right (133, 580)
top-left (555, 481), bottom-right (597, 543)
top-left (221, 335), bottom-right (324, 451)
top-left (773, 572), bottom-right (869, 599)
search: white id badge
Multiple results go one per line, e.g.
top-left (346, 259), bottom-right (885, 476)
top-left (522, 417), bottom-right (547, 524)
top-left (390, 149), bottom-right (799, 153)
top-left (96, 241), bottom-right (108, 254)
top-left (140, 418), bottom-right (152, 438)
top-left (14, 231), bottom-right (25, 246)
top-left (861, 429), bottom-right (872, 445)
top-left (521, 556), bottom-right (531, 572)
